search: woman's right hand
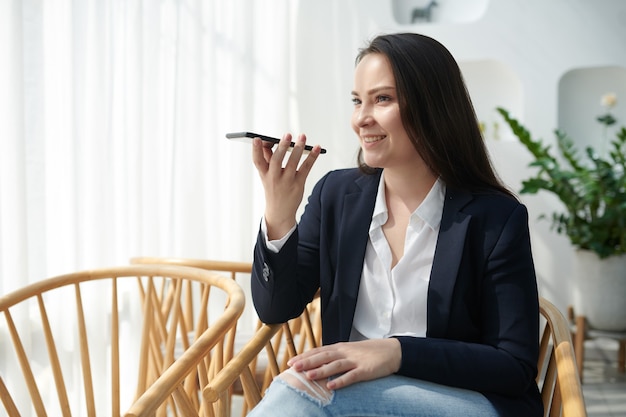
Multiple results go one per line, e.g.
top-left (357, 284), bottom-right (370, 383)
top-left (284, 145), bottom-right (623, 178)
top-left (252, 133), bottom-right (322, 240)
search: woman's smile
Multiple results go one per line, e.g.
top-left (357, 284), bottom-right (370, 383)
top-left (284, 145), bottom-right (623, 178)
top-left (362, 135), bottom-right (387, 144)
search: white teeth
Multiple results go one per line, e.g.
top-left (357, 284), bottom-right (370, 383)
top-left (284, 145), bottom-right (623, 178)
top-left (363, 136), bottom-right (386, 143)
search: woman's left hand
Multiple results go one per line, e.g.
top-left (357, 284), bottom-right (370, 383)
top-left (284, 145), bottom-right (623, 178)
top-left (286, 338), bottom-right (402, 390)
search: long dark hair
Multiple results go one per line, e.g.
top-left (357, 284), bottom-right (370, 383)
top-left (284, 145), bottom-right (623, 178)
top-left (355, 33), bottom-right (514, 198)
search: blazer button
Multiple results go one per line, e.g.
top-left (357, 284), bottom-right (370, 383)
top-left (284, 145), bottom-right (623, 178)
top-left (262, 262), bottom-right (270, 282)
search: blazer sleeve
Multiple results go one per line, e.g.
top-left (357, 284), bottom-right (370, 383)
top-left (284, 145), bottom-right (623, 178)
top-left (250, 173), bottom-right (328, 324)
top-left (395, 203), bottom-right (540, 397)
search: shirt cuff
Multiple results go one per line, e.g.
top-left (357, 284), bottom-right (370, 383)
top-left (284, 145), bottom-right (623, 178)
top-left (261, 217), bottom-right (297, 253)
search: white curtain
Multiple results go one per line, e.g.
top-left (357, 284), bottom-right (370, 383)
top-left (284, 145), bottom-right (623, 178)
top-left (0, 0), bottom-right (326, 412)
top-left (0, 0), bottom-right (305, 290)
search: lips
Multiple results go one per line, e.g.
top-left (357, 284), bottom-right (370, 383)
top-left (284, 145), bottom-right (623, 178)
top-left (362, 135), bottom-right (386, 143)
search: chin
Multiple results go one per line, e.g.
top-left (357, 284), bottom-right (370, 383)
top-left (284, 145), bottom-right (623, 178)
top-left (362, 157), bottom-right (384, 169)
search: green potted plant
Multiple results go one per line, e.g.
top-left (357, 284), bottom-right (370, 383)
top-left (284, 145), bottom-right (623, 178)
top-left (497, 93), bottom-right (626, 332)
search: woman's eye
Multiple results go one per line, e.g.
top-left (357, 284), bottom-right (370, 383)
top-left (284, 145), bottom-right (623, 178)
top-left (351, 97), bottom-right (361, 105)
top-left (376, 95), bottom-right (391, 103)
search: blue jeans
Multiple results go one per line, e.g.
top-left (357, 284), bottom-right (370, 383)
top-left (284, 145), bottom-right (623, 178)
top-left (247, 372), bottom-right (500, 417)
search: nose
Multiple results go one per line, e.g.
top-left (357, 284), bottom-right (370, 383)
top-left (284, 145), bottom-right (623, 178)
top-left (353, 103), bottom-right (374, 127)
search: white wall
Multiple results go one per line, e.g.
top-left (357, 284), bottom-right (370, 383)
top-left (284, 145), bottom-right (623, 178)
top-left (286, 0), bottom-right (626, 312)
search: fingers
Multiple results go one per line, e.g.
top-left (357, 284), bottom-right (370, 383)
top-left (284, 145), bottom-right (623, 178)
top-left (288, 349), bottom-right (331, 372)
top-left (253, 132), bottom-right (322, 177)
top-left (252, 137), bottom-right (271, 172)
top-left (326, 372), bottom-right (351, 390)
top-left (288, 345), bottom-right (350, 379)
top-left (290, 351), bottom-right (360, 390)
top-left (295, 135), bottom-right (322, 178)
top-left (286, 339), bottom-right (401, 390)
top-left (283, 134), bottom-right (306, 172)
top-left (274, 133), bottom-right (322, 175)
top-left (267, 133), bottom-right (294, 175)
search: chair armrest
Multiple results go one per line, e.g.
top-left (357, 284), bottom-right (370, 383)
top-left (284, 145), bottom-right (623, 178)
top-left (203, 323), bottom-right (282, 404)
top-left (554, 341), bottom-right (586, 417)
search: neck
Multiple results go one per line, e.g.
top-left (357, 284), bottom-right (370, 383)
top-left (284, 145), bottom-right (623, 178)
top-left (383, 166), bottom-right (438, 212)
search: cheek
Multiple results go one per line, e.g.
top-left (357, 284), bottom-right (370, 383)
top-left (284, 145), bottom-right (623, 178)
top-left (378, 107), bottom-right (402, 129)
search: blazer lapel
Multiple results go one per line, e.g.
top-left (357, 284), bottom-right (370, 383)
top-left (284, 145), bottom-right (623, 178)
top-left (427, 186), bottom-right (473, 338)
top-left (335, 171), bottom-right (380, 340)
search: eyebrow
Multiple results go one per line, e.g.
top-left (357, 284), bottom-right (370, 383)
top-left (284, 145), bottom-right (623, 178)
top-left (351, 86), bottom-right (396, 96)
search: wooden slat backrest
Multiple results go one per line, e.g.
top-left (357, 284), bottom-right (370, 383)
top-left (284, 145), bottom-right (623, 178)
top-left (0, 264), bottom-right (244, 417)
top-left (129, 257), bottom-right (322, 415)
top-left (130, 258), bottom-right (252, 366)
top-left (538, 297), bottom-right (587, 417)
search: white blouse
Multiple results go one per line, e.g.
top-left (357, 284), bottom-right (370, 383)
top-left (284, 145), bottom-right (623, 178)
top-left (350, 174), bottom-right (445, 341)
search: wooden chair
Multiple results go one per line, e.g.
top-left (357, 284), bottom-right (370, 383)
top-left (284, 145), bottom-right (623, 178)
top-left (538, 297), bottom-right (587, 417)
top-left (129, 257), bottom-right (322, 415)
top-left (0, 264), bottom-right (244, 417)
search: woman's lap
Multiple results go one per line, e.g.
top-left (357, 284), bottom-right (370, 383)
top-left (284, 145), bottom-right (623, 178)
top-left (247, 371), bottom-right (499, 417)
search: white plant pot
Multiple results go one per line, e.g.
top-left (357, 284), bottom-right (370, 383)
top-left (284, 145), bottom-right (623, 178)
top-left (573, 250), bottom-right (626, 331)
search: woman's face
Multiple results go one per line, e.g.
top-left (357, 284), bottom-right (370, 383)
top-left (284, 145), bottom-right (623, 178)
top-left (351, 53), bottom-right (420, 170)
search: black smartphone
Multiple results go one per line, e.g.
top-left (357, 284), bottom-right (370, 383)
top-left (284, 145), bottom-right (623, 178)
top-left (225, 131), bottom-right (327, 154)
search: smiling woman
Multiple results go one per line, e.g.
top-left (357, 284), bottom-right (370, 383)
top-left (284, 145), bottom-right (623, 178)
top-left (247, 32), bottom-right (542, 417)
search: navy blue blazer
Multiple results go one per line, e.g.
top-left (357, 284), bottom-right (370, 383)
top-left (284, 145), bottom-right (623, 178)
top-left (252, 168), bottom-right (542, 416)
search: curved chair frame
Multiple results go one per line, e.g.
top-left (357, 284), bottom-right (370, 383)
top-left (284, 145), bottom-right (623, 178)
top-left (0, 264), bottom-right (244, 417)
